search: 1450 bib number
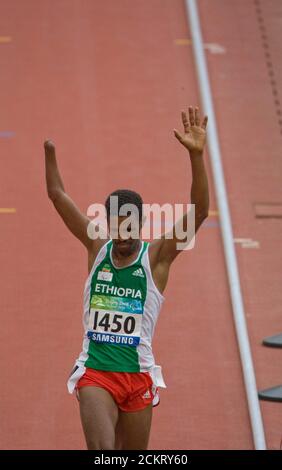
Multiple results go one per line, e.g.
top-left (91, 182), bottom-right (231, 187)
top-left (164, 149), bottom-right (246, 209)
top-left (88, 309), bottom-right (142, 338)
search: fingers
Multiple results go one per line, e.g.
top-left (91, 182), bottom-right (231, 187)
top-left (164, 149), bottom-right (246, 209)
top-left (173, 128), bottom-right (184, 144)
top-left (195, 107), bottom-right (200, 126)
top-left (177, 106), bottom-right (208, 140)
top-left (201, 115), bottom-right (208, 129)
top-left (181, 111), bottom-right (190, 134)
top-left (188, 106), bottom-right (195, 126)
top-left (187, 106), bottom-right (208, 128)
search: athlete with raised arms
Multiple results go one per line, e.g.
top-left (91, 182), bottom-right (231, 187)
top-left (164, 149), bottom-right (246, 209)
top-left (44, 106), bottom-right (209, 450)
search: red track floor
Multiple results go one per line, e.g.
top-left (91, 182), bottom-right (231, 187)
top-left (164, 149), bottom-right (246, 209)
top-left (0, 0), bottom-right (281, 449)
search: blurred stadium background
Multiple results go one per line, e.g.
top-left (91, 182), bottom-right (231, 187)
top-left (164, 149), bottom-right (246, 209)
top-left (0, 0), bottom-right (281, 449)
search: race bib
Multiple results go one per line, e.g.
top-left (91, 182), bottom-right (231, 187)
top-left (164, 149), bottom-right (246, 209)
top-left (87, 308), bottom-right (142, 347)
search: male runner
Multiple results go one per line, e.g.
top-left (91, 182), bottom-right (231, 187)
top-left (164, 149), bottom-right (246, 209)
top-left (44, 106), bottom-right (209, 450)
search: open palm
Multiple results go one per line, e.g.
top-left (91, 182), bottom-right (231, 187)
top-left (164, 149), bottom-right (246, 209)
top-left (174, 106), bottom-right (208, 154)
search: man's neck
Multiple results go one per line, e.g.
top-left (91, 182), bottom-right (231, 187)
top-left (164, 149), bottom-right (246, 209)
top-left (112, 239), bottom-right (142, 266)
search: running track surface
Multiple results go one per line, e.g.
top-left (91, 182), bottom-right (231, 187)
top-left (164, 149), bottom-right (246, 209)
top-left (0, 0), bottom-right (282, 450)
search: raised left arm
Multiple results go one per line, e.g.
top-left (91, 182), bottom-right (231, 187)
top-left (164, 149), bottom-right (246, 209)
top-left (151, 106), bottom-right (209, 267)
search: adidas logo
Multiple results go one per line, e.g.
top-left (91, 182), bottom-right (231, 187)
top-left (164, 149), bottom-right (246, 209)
top-left (132, 268), bottom-right (144, 277)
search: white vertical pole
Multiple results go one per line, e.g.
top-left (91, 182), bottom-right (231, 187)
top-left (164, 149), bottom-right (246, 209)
top-left (184, 0), bottom-right (266, 450)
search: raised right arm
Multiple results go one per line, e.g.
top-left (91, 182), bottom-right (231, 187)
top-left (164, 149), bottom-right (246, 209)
top-left (44, 140), bottom-right (97, 251)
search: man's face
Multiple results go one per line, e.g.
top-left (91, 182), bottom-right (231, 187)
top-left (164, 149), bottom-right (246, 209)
top-left (108, 215), bottom-right (141, 256)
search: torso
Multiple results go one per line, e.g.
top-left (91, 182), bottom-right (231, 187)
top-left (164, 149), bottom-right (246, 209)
top-left (87, 238), bottom-right (170, 294)
top-left (83, 239), bottom-right (164, 373)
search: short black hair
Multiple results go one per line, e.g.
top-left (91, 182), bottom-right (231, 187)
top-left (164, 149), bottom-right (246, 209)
top-left (105, 189), bottom-right (143, 224)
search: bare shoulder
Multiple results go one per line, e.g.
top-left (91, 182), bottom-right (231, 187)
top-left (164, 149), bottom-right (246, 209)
top-left (148, 238), bottom-right (170, 294)
top-left (148, 238), bottom-right (163, 270)
top-left (87, 237), bottom-right (110, 274)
